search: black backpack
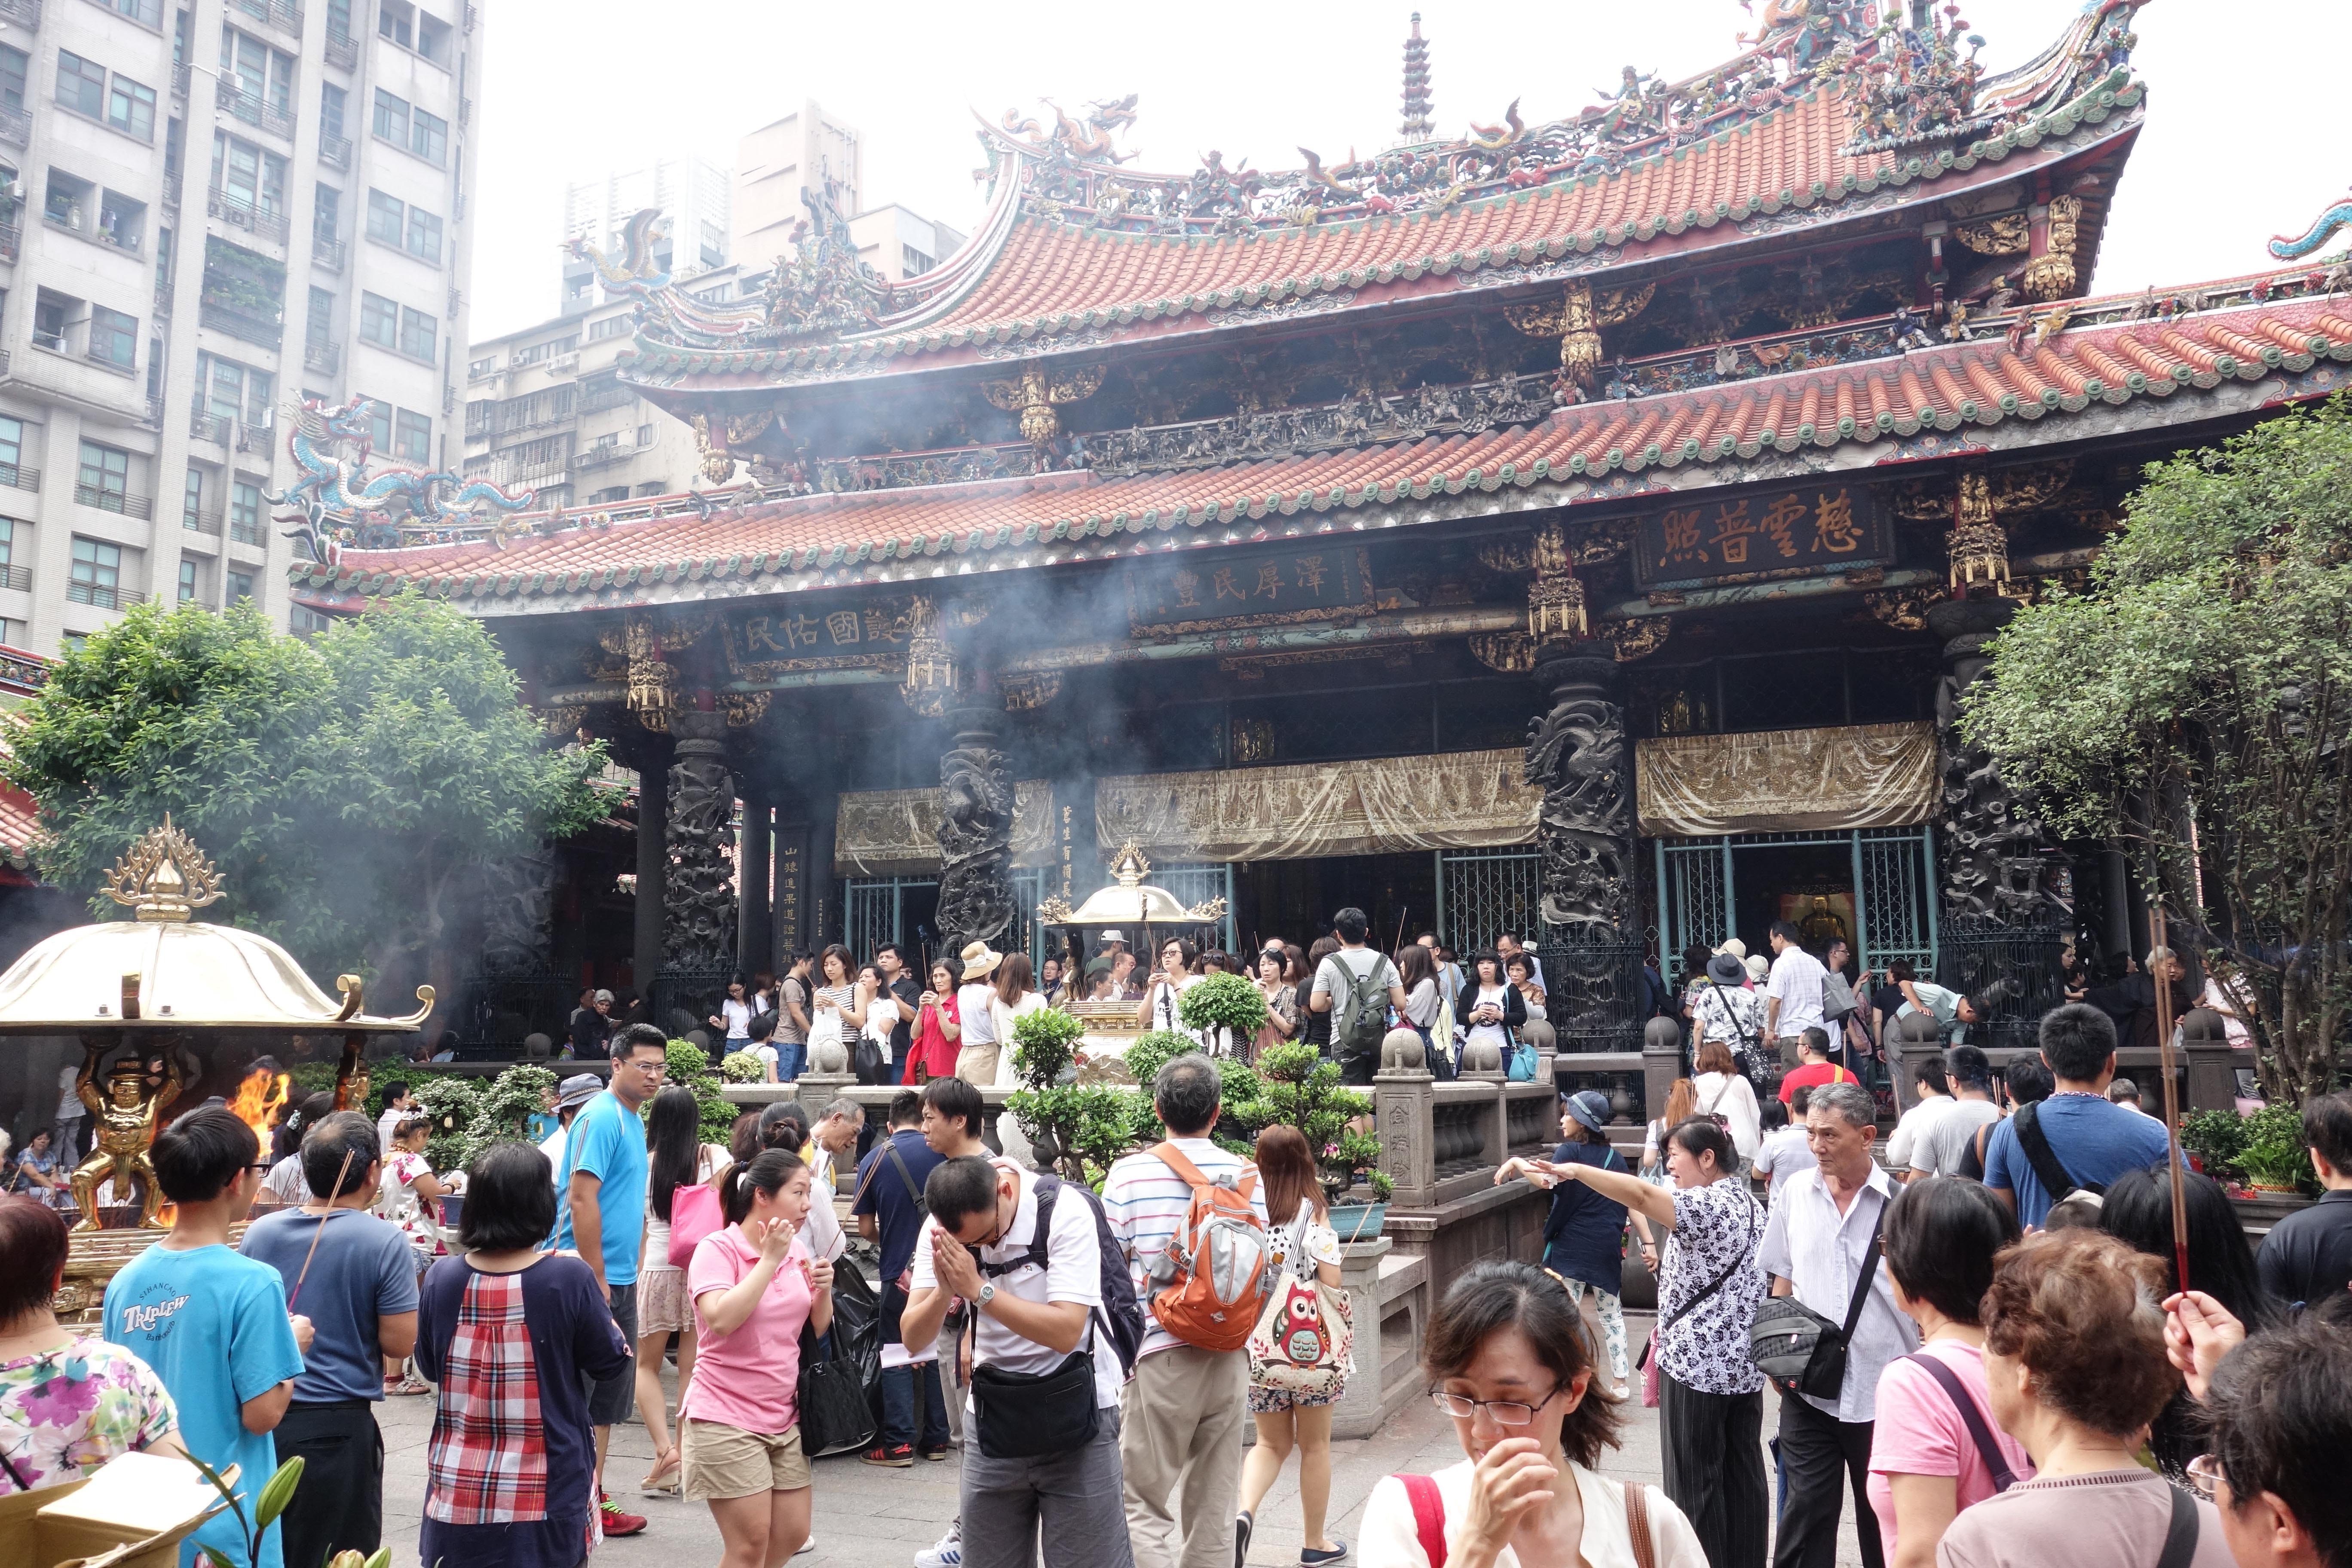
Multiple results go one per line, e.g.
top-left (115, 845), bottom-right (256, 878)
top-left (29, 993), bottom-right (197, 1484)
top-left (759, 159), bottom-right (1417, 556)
top-left (1329, 953), bottom-right (1393, 1063)
top-left (976, 1173), bottom-right (1147, 1378)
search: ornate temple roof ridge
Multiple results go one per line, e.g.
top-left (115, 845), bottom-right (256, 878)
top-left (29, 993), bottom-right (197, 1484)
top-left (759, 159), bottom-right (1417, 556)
top-left (606, 2), bottom-right (2145, 388)
top-left (300, 278), bottom-right (2352, 616)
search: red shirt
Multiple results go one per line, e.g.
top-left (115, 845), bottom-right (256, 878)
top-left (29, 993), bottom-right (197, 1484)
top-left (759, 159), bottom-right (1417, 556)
top-left (1777, 1061), bottom-right (1857, 1103)
top-left (906, 994), bottom-right (961, 1082)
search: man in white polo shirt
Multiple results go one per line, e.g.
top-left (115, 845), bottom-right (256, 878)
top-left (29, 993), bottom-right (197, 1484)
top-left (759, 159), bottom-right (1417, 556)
top-left (1764, 920), bottom-right (1831, 1069)
top-left (900, 1153), bottom-right (1130, 1568)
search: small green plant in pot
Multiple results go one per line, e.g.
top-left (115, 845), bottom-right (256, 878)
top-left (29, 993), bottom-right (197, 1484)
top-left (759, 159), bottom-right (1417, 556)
top-left (2181, 1109), bottom-right (2251, 1180)
top-left (2236, 1104), bottom-right (2317, 1192)
top-left (1242, 1041), bottom-right (1378, 1200)
top-left (1176, 972), bottom-right (1269, 1058)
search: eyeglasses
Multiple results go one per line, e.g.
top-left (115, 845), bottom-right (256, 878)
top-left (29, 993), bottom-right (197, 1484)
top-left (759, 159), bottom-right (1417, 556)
top-left (2184, 1454), bottom-right (2224, 1503)
top-left (1429, 1382), bottom-right (1563, 1426)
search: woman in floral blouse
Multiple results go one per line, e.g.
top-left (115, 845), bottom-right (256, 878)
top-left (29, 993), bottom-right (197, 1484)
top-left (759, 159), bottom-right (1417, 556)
top-left (0, 1196), bottom-right (182, 1495)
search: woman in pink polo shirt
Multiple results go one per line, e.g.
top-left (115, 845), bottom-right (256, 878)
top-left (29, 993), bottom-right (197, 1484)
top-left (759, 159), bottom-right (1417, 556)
top-left (682, 1148), bottom-right (835, 1568)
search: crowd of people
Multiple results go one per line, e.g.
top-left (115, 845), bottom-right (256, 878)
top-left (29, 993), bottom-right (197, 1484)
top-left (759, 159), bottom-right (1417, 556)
top-left (3, 903), bottom-right (2349, 1568)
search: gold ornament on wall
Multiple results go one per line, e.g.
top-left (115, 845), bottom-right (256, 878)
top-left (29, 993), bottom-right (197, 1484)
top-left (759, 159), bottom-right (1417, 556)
top-left (1947, 473), bottom-right (2011, 594)
top-left (1505, 280), bottom-right (1654, 389)
top-left (984, 360), bottom-right (1106, 450)
top-left (1468, 632), bottom-right (1535, 674)
top-left (1863, 588), bottom-right (1936, 632)
top-left (723, 691), bottom-right (772, 728)
top-left (1001, 671), bottom-right (1063, 711)
top-left (1953, 214), bottom-right (2029, 255)
top-left (2023, 196), bottom-right (2083, 302)
top-left (1606, 619), bottom-right (1671, 662)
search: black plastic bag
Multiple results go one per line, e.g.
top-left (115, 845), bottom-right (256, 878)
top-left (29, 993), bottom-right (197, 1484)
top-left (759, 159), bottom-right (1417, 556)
top-left (799, 1256), bottom-right (881, 1457)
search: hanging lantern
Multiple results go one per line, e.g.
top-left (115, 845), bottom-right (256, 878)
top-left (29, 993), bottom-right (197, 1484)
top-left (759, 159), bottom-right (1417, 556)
top-left (901, 597), bottom-right (959, 717)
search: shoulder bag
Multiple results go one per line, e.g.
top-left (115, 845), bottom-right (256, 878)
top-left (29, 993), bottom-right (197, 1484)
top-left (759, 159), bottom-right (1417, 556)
top-left (1901, 1352), bottom-right (2018, 1493)
top-left (2011, 1101), bottom-right (2106, 1205)
top-left (796, 1258), bottom-right (880, 1457)
top-left (1393, 1473), bottom-right (1658, 1568)
top-left (1247, 1209), bottom-right (1354, 1396)
top-left (1635, 1191), bottom-right (1762, 1405)
top-left (1749, 1214), bottom-right (1884, 1401)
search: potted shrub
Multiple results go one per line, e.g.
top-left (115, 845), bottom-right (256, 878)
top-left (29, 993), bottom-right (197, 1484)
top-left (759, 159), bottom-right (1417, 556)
top-left (2180, 1109), bottom-right (2250, 1181)
top-left (2236, 1104), bottom-right (2317, 1194)
top-left (1007, 1008), bottom-right (1117, 1181)
top-left (1176, 971), bottom-right (1269, 1059)
top-left (1242, 1042), bottom-right (1392, 1242)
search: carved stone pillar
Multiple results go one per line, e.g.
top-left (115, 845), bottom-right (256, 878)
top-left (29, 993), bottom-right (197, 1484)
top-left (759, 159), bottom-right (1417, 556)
top-left (664, 709), bottom-right (738, 973)
top-left (738, 788), bottom-right (772, 978)
top-left (935, 706), bottom-right (1017, 960)
top-left (632, 739), bottom-right (669, 994)
top-left (1525, 650), bottom-right (1636, 931)
top-left (1930, 598), bottom-right (2049, 921)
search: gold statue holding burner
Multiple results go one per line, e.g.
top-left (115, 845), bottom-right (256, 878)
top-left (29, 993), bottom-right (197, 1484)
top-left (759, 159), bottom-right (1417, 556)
top-left (69, 1042), bottom-right (184, 1231)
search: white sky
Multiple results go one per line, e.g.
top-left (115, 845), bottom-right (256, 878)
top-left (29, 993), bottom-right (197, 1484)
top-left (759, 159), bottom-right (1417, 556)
top-left (470, 0), bottom-right (2352, 339)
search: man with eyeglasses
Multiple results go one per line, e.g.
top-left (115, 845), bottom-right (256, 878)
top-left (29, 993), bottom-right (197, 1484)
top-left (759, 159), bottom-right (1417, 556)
top-left (553, 1021), bottom-right (668, 1539)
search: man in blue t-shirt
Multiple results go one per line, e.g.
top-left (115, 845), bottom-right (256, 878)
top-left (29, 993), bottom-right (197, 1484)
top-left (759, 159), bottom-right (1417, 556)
top-left (238, 1111), bottom-right (418, 1568)
top-left (105, 1105), bottom-right (308, 1568)
top-left (851, 1089), bottom-right (949, 1463)
top-left (551, 1022), bottom-right (664, 1537)
top-left (1984, 1002), bottom-right (2173, 1227)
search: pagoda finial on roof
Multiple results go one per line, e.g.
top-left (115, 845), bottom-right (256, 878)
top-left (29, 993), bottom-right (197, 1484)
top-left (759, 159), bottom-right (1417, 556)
top-left (1399, 13), bottom-right (1433, 142)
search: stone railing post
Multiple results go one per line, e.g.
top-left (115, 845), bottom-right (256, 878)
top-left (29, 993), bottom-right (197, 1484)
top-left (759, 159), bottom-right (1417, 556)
top-left (1891, 1013), bottom-right (1944, 1112)
top-left (2179, 1008), bottom-right (2236, 1114)
top-left (1642, 1016), bottom-right (1682, 1126)
top-left (1375, 1035), bottom-right (1437, 1208)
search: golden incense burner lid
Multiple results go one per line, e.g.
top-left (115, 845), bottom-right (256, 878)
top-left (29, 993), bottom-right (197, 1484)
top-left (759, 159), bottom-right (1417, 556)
top-left (1035, 838), bottom-right (1229, 927)
top-left (102, 817), bottom-right (224, 923)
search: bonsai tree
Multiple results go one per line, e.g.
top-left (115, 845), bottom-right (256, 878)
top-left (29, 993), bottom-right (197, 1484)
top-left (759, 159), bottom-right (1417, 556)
top-left (1006, 1008), bottom-right (1124, 1182)
top-left (1176, 972), bottom-right (1269, 1056)
top-left (461, 1064), bottom-right (557, 1161)
top-left (1235, 1042), bottom-right (1387, 1201)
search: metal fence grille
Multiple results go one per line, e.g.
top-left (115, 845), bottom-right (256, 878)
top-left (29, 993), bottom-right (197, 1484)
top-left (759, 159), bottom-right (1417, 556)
top-left (1010, 867), bottom-right (1046, 961)
top-left (1153, 863), bottom-right (1237, 953)
top-left (1858, 827), bottom-right (1937, 976)
top-left (842, 876), bottom-right (935, 962)
top-left (1438, 850), bottom-right (1543, 952)
top-left (1657, 839), bottom-right (1732, 962)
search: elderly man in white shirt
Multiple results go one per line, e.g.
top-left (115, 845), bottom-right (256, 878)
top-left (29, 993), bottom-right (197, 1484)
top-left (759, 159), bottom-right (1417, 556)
top-left (1764, 919), bottom-right (1831, 1068)
top-left (1757, 1080), bottom-right (1918, 1568)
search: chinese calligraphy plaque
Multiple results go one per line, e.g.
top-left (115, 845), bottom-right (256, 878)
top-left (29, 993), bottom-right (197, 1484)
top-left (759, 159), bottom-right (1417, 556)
top-left (1631, 484), bottom-right (1890, 588)
top-left (1125, 545), bottom-right (1375, 635)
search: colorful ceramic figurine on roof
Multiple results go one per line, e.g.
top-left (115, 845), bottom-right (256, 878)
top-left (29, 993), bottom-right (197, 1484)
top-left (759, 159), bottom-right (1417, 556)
top-left (270, 395), bottom-right (536, 559)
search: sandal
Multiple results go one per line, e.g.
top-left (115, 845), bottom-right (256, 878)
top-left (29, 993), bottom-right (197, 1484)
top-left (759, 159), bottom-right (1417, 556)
top-left (389, 1376), bottom-right (432, 1396)
top-left (640, 1450), bottom-right (680, 1494)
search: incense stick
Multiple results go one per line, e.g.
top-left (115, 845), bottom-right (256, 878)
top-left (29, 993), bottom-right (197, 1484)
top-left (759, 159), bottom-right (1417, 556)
top-left (287, 1146), bottom-right (358, 1311)
top-left (2148, 904), bottom-right (2191, 1294)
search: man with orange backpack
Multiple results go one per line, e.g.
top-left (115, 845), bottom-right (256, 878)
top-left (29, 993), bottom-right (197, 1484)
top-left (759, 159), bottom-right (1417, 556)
top-left (1102, 1053), bottom-right (1272, 1568)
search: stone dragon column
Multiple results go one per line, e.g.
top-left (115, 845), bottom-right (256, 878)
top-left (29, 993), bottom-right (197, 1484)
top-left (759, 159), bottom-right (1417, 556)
top-left (663, 708), bottom-right (738, 974)
top-left (1929, 596), bottom-right (2050, 922)
top-left (935, 706), bottom-right (1018, 961)
top-left (1521, 521), bottom-right (1637, 932)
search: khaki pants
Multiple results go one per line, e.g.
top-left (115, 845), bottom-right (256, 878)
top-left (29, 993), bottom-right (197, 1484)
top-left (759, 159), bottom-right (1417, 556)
top-left (1118, 1344), bottom-right (1247, 1568)
top-left (955, 1042), bottom-right (1001, 1086)
top-left (1777, 1035), bottom-right (1807, 1069)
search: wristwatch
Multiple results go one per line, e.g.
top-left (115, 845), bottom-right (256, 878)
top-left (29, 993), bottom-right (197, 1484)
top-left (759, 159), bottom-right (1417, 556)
top-left (975, 1283), bottom-right (997, 1311)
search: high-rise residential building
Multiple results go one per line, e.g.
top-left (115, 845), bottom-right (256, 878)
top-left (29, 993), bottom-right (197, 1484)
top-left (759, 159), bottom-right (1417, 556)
top-left (732, 102), bottom-right (859, 260)
top-left (557, 154), bottom-right (729, 317)
top-left (0, 0), bottom-right (484, 653)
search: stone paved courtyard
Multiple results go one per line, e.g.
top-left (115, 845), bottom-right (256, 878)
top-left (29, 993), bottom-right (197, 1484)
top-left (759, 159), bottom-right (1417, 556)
top-left (379, 1308), bottom-right (1867, 1567)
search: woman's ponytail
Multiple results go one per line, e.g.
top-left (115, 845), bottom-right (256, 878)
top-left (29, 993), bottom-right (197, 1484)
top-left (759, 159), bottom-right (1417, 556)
top-left (722, 1148), bottom-right (805, 1227)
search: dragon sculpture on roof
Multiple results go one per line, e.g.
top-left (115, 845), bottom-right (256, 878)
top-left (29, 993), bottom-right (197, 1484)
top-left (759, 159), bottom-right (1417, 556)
top-left (270, 395), bottom-right (535, 563)
top-left (2270, 188), bottom-right (2352, 261)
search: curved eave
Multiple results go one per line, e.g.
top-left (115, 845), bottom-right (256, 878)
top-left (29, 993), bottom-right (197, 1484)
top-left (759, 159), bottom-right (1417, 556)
top-left (301, 287), bottom-right (2352, 618)
top-left (619, 80), bottom-right (2144, 398)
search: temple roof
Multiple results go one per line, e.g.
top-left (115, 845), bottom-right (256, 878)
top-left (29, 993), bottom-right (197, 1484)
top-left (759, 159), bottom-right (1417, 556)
top-left (618, 2), bottom-right (2147, 393)
top-left (304, 278), bottom-right (2352, 615)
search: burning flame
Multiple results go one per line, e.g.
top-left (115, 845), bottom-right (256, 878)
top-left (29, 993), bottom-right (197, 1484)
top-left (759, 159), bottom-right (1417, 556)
top-left (229, 1065), bottom-right (290, 1153)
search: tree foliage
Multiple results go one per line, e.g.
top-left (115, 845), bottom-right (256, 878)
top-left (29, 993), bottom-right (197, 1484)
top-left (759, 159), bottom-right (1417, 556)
top-left (2, 594), bottom-right (606, 981)
top-left (1961, 396), bottom-right (2352, 1105)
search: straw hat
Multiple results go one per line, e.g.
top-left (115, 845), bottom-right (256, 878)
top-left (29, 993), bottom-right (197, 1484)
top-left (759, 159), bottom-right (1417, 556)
top-left (1744, 954), bottom-right (1770, 984)
top-left (960, 941), bottom-right (1004, 981)
top-left (1715, 937), bottom-right (1747, 961)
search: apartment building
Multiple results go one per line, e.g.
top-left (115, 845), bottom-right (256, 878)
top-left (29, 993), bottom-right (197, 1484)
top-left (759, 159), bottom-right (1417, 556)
top-left (557, 154), bottom-right (728, 317)
top-left (0, 0), bottom-right (484, 652)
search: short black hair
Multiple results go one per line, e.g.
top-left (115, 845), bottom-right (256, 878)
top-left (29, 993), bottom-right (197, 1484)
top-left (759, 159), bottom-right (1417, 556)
top-left (1332, 906), bottom-right (1369, 944)
top-left (381, 1081), bottom-right (410, 1104)
top-left (888, 1090), bottom-right (923, 1129)
top-left (1664, 1115), bottom-right (1736, 1176)
top-left (459, 1142), bottom-right (557, 1251)
top-left (876, 941), bottom-right (905, 963)
top-left (1153, 1053), bottom-right (1222, 1137)
top-left (1799, 1026), bottom-right (1830, 1058)
top-left (925, 1155), bottom-right (1001, 1229)
top-left (2208, 1312), bottom-right (2352, 1568)
top-left (1769, 919), bottom-right (1803, 946)
top-left (2038, 1002), bottom-right (2117, 1082)
top-left (302, 1110), bottom-right (380, 1200)
top-left (1883, 1176), bottom-right (2018, 1323)
top-left (151, 1106), bottom-right (259, 1204)
top-left (2303, 1092), bottom-right (2352, 1175)
top-left (1887, 958), bottom-right (1917, 983)
top-left (1912, 1059), bottom-right (1951, 1095)
top-left (615, 1022), bottom-right (668, 1059)
top-left (921, 1075), bottom-right (984, 1142)
top-left (747, 1009), bottom-right (777, 1042)
top-left (1789, 1084), bottom-right (1815, 1115)
top-left (2006, 1057), bottom-right (2056, 1105)
top-left (1945, 1043), bottom-right (1992, 1090)
top-left (1760, 1099), bottom-right (1790, 1133)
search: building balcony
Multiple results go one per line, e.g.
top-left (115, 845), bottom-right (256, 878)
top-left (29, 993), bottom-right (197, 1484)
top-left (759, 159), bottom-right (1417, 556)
top-left (190, 410), bottom-right (229, 444)
top-left (0, 0), bottom-right (40, 27)
top-left (324, 28), bottom-right (358, 69)
top-left (578, 385), bottom-right (634, 413)
top-left (184, 509), bottom-right (223, 536)
top-left (229, 518), bottom-right (266, 545)
top-left (200, 303), bottom-right (284, 347)
top-left (73, 487), bottom-right (152, 520)
top-left (318, 133), bottom-right (351, 172)
top-left (227, 0), bottom-right (303, 37)
top-left (234, 424), bottom-right (274, 457)
top-left (206, 188), bottom-right (290, 246)
top-left (162, 175), bottom-right (181, 218)
top-left (66, 581), bottom-right (146, 610)
top-left (217, 81), bottom-right (297, 142)
top-left (569, 444), bottom-right (637, 472)
top-left (172, 62), bottom-right (190, 100)
top-left (312, 234), bottom-right (346, 272)
top-left (0, 564), bottom-right (27, 593)
top-left (304, 339), bottom-right (339, 374)
top-left (0, 463), bottom-right (38, 494)
top-left (0, 106), bottom-right (26, 151)
top-left (0, 224), bottom-right (17, 263)
top-left (144, 396), bottom-right (163, 426)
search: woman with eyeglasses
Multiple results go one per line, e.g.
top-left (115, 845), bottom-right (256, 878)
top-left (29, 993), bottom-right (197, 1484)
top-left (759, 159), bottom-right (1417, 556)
top-left (1937, 1230), bottom-right (2232, 1568)
top-left (1362, 1259), bottom-right (1706, 1568)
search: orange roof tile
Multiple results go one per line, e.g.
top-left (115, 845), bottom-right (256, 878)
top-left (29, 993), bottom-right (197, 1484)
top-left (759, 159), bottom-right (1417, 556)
top-left (309, 293), bottom-right (2352, 614)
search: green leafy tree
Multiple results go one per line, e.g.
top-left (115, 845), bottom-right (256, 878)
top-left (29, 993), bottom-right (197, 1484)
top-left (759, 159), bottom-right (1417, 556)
top-left (1962, 397), bottom-right (2352, 1106)
top-left (3, 595), bottom-right (605, 989)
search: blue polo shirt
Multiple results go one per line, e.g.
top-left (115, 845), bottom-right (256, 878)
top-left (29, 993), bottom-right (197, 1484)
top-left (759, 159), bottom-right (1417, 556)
top-left (1982, 1092), bottom-right (2172, 1227)
top-left (552, 1091), bottom-right (648, 1285)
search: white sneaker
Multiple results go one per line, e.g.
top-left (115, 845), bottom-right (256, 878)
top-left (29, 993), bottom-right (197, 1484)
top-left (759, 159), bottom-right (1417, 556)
top-left (795, 1540), bottom-right (816, 1557)
top-left (915, 1525), bottom-right (962, 1567)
